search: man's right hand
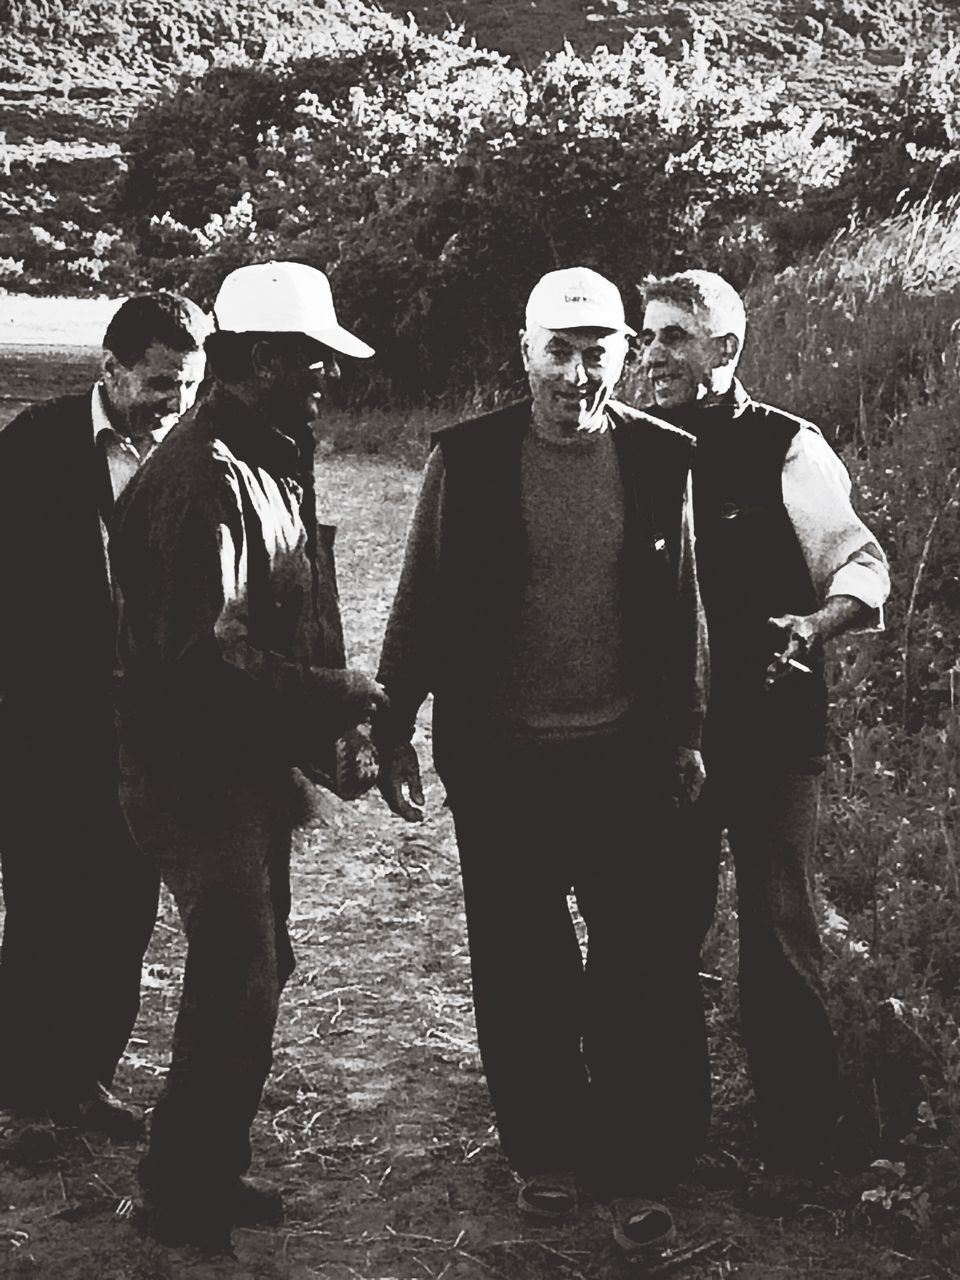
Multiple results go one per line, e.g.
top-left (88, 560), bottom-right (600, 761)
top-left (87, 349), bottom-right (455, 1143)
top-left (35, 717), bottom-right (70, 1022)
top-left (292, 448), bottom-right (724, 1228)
top-left (378, 742), bottom-right (425, 823)
top-left (307, 668), bottom-right (388, 739)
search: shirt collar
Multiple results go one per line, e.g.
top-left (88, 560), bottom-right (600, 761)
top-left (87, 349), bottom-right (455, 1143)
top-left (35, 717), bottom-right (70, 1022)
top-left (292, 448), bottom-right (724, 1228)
top-left (91, 382), bottom-right (113, 444)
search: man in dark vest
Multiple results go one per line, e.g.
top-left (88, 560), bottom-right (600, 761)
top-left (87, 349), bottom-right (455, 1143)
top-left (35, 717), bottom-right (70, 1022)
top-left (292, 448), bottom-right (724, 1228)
top-left (0, 292), bottom-right (209, 1149)
top-left (375, 267), bottom-right (710, 1259)
top-left (637, 269), bottom-right (890, 1209)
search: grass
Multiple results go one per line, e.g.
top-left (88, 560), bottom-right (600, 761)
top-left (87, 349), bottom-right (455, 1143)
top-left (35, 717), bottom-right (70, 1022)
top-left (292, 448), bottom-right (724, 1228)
top-left (4, 197), bottom-right (960, 1273)
top-left (0, 443), bottom-right (954, 1279)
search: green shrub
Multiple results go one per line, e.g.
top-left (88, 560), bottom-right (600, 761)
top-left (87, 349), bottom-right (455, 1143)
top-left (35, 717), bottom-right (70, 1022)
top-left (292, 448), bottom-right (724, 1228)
top-left (114, 24), bottom-right (862, 402)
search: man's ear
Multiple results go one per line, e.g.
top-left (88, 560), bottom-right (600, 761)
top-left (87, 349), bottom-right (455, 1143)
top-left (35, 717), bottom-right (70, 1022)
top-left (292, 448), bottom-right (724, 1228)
top-left (250, 339), bottom-right (276, 378)
top-left (101, 351), bottom-right (118, 383)
top-left (519, 327), bottom-right (531, 372)
top-left (718, 333), bottom-right (740, 368)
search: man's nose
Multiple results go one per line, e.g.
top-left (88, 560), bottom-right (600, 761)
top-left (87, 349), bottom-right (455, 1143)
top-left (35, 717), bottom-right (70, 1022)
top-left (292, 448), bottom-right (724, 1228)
top-left (324, 356), bottom-right (342, 383)
top-left (563, 358), bottom-right (589, 385)
top-left (640, 341), bottom-right (664, 369)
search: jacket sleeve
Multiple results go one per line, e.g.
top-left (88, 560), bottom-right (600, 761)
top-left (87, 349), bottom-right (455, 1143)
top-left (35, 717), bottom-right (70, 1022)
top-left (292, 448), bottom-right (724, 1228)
top-left (669, 471), bottom-right (709, 751)
top-left (373, 447), bottom-right (445, 748)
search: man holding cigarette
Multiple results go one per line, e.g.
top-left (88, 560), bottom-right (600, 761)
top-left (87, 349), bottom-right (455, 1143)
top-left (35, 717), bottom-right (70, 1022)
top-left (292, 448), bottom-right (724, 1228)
top-left (637, 270), bottom-right (889, 1207)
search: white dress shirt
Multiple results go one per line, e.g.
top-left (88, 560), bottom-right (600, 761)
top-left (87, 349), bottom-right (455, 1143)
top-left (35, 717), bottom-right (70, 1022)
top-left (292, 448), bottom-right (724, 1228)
top-left (91, 383), bottom-right (169, 504)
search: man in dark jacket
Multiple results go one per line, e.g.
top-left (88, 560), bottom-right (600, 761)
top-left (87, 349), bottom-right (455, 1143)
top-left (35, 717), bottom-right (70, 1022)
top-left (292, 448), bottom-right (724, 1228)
top-left (637, 269), bottom-right (890, 1209)
top-left (110, 261), bottom-right (386, 1254)
top-left (0, 292), bottom-right (209, 1145)
top-left (375, 268), bottom-right (709, 1259)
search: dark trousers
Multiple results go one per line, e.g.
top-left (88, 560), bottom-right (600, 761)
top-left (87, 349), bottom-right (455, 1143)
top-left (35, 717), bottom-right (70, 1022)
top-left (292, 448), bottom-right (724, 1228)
top-left (445, 729), bottom-right (710, 1201)
top-left (121, 763), bottom-right (295, 1214)
top-left (0, 759), bottom-right (159, 1107)
top-left (691, 767), bottom-right (839, 1169)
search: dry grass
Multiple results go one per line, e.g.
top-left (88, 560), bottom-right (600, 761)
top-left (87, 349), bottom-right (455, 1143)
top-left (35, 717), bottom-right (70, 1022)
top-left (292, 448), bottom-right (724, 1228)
top-left (0, 437), bottom-right (948, 1279)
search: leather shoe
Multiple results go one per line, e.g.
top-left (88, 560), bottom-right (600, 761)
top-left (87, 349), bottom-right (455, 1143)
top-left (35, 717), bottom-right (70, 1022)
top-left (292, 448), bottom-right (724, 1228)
top-left (130, 1200), bottom-right (233, 1255)
top-left (53, 1084), bottom-right (145, 1141)
top-left (0, 1110), bottom-right (58, 1162)
top-left (741, 1166), bottom-right (831, 1216)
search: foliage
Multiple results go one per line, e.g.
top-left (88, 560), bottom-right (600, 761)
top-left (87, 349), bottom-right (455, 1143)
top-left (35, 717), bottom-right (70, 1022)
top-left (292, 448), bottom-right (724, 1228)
top-left (786, 0), bottom-right (948, 47)
top-left (5, 0), bottom-right (960, 1244)
top-left (107, 25), bottom-right (864, 402)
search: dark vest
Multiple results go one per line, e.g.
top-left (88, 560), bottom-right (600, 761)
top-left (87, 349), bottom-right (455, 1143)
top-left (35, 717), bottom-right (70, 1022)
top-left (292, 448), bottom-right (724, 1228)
top-left (428, 398), bottom-right (695, 774)
top-left (665, 392), bottom-right (828, 768)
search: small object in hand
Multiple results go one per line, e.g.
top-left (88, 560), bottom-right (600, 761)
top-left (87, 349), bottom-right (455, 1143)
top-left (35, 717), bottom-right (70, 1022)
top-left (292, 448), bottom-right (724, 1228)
top-left (787, 657), bottom-right (812, 675)
top-left (301, 723), bottom-right (379, 800)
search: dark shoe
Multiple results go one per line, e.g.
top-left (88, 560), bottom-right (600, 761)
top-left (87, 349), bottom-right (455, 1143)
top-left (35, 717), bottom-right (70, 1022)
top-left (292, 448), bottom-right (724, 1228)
top-left (129, 1199), bottom-right (233, 1255)
top-left (689, 1149), bottom-right (747, 1191)
top-left (742, 1166), bottom-right (830, 1217)
top-left (0, 1110), bottom-right (58, 1162)
top-left (229, 1176), bottom-right (284, 1227)
top-left (516, 1171), bottom-right (578, 1222)
top-left (53, 1084), bottom-right (145, 1141)
top-left (610, 1197), bottom-right (676, 1260)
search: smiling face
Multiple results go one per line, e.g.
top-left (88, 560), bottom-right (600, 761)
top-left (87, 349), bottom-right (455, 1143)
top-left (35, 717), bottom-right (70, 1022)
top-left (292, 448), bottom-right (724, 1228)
top-left (102, 341), bottom-right (206, 444)
top-left (639, 299), bottom-right (738, 409)
top-left (521, 324), bottom-right (628, 437)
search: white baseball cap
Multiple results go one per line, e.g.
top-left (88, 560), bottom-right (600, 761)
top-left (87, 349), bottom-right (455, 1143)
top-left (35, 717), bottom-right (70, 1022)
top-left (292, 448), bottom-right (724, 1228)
top-left (213, 261), bottom-right (374, 358)
top-left (525, 266), bottom-right (636, 336)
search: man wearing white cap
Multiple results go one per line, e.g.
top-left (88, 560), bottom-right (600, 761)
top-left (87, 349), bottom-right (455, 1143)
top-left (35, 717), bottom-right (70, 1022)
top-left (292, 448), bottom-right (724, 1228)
top-left (374, 267), bottom-right (710, 1258)
top-left (110, 261), bottom-right (386, 1253)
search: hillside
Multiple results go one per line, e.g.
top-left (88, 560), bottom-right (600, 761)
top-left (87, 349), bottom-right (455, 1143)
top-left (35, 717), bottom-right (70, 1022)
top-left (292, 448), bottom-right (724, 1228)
top-left (0, 0), bottom-right (953, 121)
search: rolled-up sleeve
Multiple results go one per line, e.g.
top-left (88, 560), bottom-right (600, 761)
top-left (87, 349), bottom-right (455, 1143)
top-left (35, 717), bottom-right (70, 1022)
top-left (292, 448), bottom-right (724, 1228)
top-left (782, 427), bottom-right (890, 623)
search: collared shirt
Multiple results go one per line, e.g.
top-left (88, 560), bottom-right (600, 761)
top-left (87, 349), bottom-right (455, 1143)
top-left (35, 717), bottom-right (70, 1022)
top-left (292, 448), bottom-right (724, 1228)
top-left (91, 383), bottom-right (170, 505)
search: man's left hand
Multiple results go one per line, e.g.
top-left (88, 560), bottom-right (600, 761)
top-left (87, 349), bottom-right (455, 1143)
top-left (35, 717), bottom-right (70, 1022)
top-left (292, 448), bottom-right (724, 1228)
top-left (673, 747), bottom-right (706, 808)
top-left (766, 613), bottom-right (820, 687)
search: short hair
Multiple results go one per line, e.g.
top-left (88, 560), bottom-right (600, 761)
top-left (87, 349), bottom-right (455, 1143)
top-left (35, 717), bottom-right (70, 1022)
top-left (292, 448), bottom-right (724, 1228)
top-left (639, 270), bottom-right (746, 346)
top-left (102, 291), bottom-right (212, 368)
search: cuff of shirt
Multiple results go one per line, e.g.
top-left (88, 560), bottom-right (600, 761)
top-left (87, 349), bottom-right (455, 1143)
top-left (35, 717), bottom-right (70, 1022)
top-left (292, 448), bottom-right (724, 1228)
top-left (826, 563), bottom-right (886, 629)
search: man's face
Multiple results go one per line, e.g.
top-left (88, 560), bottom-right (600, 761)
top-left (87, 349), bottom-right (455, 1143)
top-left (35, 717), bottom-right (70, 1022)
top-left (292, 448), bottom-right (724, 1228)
top-left (639, 299), bottom-right (730, 409)
top-left (102, 342), bottom-right (205, 442)
top-left (521, 324), bottom-right (628, 434)
top-left (254, 336), bottom-right (341, 431)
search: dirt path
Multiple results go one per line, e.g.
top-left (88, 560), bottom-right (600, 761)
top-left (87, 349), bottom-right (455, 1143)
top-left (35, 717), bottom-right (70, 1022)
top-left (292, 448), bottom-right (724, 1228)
top-left (0, 454), bottom-right (943, 1279)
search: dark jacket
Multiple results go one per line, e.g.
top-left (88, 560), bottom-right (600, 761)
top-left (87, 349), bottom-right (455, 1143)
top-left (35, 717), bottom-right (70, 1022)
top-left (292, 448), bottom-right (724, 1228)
top-left (110, 386), bottom-right (348, 812)
top-left (0, 391), bottom-right (118, 796)
top-left (377, 398), bottom-right (708, 780)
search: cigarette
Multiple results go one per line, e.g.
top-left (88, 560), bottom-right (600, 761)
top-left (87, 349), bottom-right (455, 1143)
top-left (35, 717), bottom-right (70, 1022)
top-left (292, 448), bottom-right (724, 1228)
top-left (787, 658), bottom-right (812, 675)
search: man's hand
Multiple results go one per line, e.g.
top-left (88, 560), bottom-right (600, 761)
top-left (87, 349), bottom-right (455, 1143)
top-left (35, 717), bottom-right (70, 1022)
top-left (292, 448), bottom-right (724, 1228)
top-left (378, 742), bottom-right (425, 823)
top-left (766, 613), bottom-right (819, 688)
top-left (673, 746), bottom-right (705, 808)
top-left (767, 597), bottom-right (872, 687)
top-left (308, 668), bottom-right (389, 739)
